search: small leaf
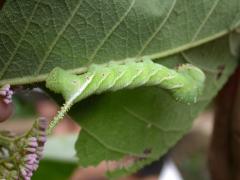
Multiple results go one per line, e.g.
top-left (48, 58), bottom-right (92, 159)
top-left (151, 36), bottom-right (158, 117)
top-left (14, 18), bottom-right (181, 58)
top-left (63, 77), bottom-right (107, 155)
top-left (32, 160), bottom-right (77, 180)
top-left (43, 134), bottom-right (78, 162)
top-left (33, 135), bottom-right (78, 179)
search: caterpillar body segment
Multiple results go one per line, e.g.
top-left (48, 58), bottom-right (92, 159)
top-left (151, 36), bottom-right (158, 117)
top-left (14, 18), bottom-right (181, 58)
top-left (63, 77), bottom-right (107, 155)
top-left (46, 59), bottom-right (205, 104)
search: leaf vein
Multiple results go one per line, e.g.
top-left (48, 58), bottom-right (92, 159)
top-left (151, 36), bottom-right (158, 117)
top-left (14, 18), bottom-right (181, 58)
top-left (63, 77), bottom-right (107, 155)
top-left (137, 0), bottom-right (177, 57)
top-left (191, 0), bottom-right (220, 41)
top-left (88, 0), bottom-right (136, 64)
top-left (35, 0), bottom-right (83, 75)
top-left (0, 0), bottom-right (41, 78)
top-left (124, 107), bottom-right (182, 132)
top-left (81, 127), bottom-right (153, 158)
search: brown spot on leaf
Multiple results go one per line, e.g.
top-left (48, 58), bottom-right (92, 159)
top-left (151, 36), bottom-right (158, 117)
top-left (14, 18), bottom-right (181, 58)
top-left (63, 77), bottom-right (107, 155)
top-left (217, 65), bottom-right (225, 80)
top-left (143, 148), bottom-right (152, 155)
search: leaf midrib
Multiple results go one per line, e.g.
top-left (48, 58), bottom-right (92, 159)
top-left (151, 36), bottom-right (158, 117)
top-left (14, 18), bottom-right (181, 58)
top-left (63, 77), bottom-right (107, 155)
top-left (0, 28), bottom-right (235, 86)
top-left (191, 0), bottom-right (220, 41)
top-left (1, 0), bottom-right (239, 85)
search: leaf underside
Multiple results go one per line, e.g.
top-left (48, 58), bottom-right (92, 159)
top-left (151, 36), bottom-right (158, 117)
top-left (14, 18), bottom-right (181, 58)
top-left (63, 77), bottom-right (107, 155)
top-left (0, 0), bottom-right (239, 85)
top-left (0, 0), bottom-right (239, 178)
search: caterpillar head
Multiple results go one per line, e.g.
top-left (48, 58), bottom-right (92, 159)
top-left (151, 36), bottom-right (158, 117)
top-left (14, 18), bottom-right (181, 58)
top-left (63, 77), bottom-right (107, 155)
top-left (46, 67), bottom-right (82, 100)
top-left (176, 64), bottom-right (206, 104)
top-left (177, 64), bottom-right (205, 83)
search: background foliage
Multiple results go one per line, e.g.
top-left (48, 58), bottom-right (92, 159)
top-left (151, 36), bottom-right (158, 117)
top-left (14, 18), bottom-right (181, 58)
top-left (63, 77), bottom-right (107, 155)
top-left (0, 0), bottom-right (240, 178)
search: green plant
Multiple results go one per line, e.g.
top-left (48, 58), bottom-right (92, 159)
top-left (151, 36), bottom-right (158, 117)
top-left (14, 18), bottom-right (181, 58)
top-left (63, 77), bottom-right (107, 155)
top-left (0, 0), bottom-right (239, 179)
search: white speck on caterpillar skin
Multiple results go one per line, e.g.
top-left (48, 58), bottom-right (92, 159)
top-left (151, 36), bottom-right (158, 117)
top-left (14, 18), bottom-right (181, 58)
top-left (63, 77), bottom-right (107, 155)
top-left (194, 96), bottom-right (197, 103)
top-left (147, 124), bottom-right (152, 128)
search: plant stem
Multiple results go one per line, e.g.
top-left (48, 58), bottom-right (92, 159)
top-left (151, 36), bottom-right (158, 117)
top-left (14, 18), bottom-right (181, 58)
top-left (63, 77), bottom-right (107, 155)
top-left (0, 134), bottom-right (14, 145)
top-left (47, 75), bottom-right (94, 134)
top-left (209, 66), bottom-right (240, 180)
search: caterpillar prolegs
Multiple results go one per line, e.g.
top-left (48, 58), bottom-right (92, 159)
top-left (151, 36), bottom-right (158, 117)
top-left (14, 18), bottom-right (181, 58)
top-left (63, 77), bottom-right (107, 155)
top-left (46, 59), bottom-right (205, 104)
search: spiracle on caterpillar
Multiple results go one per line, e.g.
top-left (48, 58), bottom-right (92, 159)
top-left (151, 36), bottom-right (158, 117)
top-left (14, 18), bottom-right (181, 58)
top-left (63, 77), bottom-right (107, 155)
top-left (45, 58), bottom-right (205, 133)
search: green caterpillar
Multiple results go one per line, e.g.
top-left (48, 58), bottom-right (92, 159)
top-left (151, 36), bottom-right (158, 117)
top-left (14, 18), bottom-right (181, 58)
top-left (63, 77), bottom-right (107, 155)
top-left (46, 59), bottom-right (205, 104)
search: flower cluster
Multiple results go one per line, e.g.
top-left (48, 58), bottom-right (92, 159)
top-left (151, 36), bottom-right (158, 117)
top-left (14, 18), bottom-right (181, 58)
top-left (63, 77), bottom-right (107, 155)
top-left (20, 117), bottom-right (48, 179)
top-left (0, 84), bottom-right (13, 104)
top-left (0, 146), bottom-right (18, 179)
top-left (0, 117), bottom-right (48, 180)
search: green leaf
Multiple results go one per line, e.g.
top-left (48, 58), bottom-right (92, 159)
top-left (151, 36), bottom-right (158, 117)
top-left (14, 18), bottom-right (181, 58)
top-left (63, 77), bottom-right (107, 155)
top-left (32, 160), bottom-right (77, 180)
top-left (32, 135), bottom-right (78, 180)
top-left (43, 134), bottom-right (78, 162)
top-left (70, 36), bottom-right (238, 178)
top-left (1, 0), bottom-right (239, 178)
top-left (0, 0), bottom-right (239, 85)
